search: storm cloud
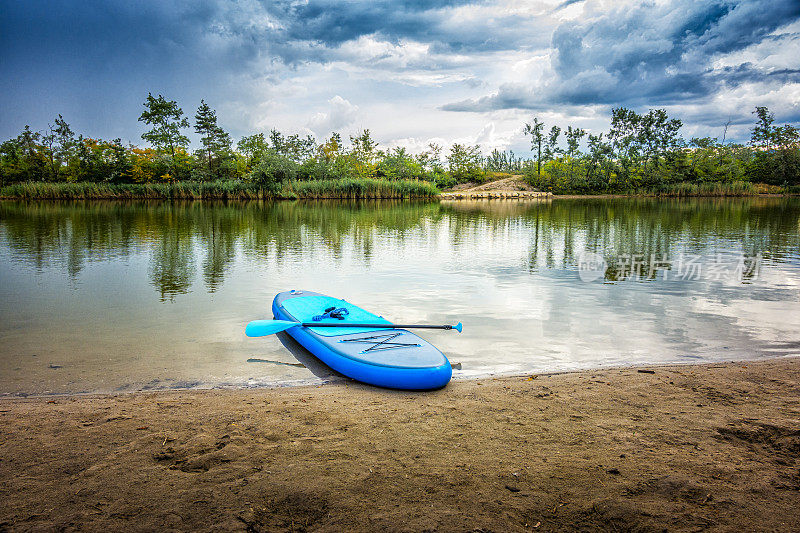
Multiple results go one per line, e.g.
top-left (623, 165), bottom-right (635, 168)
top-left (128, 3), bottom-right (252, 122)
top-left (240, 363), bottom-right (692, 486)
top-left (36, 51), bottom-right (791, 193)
top-left (444, 1), bottom-right (800, 116)
top-left (1, 0), bottom-right (798, 149)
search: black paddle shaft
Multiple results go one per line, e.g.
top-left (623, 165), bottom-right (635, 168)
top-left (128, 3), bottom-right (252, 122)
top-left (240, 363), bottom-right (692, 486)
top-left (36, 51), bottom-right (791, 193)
top-left (300, 322), bottom-right (456, 330)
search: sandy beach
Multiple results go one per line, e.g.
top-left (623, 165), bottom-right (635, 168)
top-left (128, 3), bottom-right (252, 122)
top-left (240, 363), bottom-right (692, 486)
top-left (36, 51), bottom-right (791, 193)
top-left (2, 358), bottom-right (799, 532)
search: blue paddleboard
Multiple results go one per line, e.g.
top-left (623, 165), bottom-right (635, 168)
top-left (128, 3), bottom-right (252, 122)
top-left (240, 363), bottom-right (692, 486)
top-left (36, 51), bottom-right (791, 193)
top-left (271, 290), bottom-right (452, 390)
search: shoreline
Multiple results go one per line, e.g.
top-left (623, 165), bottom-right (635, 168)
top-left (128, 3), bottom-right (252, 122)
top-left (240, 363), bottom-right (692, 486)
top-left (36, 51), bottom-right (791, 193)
top-left (1, 180), bottom-right (798, 201)
top-left (2, 192), bottom-right (797, 201)
top-left (3, 356), bottom-right (796, 400)
top-left (3, 357), bottom-right (799, 531)
top-left (3, 194), bottom-right (797, 203)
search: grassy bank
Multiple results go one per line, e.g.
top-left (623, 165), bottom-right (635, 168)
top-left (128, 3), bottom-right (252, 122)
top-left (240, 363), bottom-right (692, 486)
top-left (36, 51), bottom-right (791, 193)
top-left (0, 179), bottom-right (440, 200)
top-left (521, 179), bottom-right (796, 197)
top-left (609, 181), bottom-right (797, 197)
top-left (637, 180), bottom-right (757, 197)
top-left (3, 179), bottom-right (795, 201)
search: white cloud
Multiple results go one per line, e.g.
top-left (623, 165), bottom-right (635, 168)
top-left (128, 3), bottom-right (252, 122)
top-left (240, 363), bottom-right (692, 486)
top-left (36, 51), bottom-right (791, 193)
top-left (307, 96), bottom-right (359, 136)
top-left (713, 30), bottom-right (800, 73)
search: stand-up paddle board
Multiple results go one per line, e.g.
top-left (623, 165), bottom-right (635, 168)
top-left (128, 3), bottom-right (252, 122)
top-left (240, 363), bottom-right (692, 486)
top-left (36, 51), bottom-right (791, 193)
top-left (269, 290), bottom-right (453, 390)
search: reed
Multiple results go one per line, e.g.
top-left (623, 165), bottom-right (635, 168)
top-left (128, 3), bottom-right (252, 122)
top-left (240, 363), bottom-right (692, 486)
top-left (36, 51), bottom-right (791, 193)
top-left (0, 179), bottom-right (440, 200)
top-left (286, 178), bottom-right (439, 199)
top-left (652, 180), bottom-right (755, 197)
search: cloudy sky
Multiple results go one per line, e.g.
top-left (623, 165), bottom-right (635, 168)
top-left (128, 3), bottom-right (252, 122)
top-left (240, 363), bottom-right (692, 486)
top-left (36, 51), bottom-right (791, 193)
top-left (2, 0), bottom-right (799, 154)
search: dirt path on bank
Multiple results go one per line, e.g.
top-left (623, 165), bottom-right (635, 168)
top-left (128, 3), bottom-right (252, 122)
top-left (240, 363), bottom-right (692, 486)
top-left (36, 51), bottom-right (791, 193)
top-left (458, 175), bottom-right (536, 192)
top-left (2, 359), bottom-right (799, 532)
top-left (440, 176), bottom-right (552, 199)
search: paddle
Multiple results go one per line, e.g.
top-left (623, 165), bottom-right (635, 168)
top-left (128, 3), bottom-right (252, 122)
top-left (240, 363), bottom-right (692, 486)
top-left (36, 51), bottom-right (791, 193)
top-left (245, 319), bottom-right (462, 338)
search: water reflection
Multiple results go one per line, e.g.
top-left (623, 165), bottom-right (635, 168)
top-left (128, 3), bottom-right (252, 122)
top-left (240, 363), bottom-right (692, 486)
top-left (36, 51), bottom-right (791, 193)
top-left (441, 198), bottom-right (800, 273)
top-left (1, 197), bottom-right (799, 395)
top-left (2, 198), bottom-right (798, 296)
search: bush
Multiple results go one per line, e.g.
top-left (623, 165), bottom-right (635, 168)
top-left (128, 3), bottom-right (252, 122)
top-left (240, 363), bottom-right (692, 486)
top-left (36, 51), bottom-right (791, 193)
top-left (433, 171), bottom-right (457, 190)
top-left (249, 151), bottom-right (299, 190)
top-left (447, 144), bottom-right (486, 184)
top-left (376, 148), bottom-right (425, 180)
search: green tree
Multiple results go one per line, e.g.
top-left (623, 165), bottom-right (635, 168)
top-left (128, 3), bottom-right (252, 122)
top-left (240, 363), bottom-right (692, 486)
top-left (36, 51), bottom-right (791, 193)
top-left (288, 134), bottom-right (317, 162)
top-left (418, 143), bottom-right (443, 172)
top-left (524, 117), bottom-right (545, 176)
top-left (565, 126), bottom-right (586, 159)
top-left (319, 133), bottom-right (343, 163)
top-left (348, 130), bottom-right (380, 178)
top-left (585, 133), bottom-right (613, 188)
top-left (484, 150), bottom-right (522, 173)
top-left (139, 93), bottom-right (190, 176)
top-left (748, 106), bottom-right (800, 185)
top-left (53, 115), bottom-right (75, 178)
top-left (237, 133), bottom-right (269, 170)
top-left (350, 130), bottom-right (378, 161)
top-left (38, 115), bottom-right (76, 181)
top-left (377, 147), bottom-right (423, 180)
top-left (269, 129), bottom-right (285, 153)
top-left (249, 151), bottom-right (298, 191)
top-left (0, 126), bottom-right (46, 184)
top-left (609, 108), bottom-right (643, 185)
top-left (639, 109), bottom-right (682, 177)
top-left (749, 107), bottom-right (776, 184)
top-left (267, 130), bottom-right (317, 163)
top-left (107, 138), bottom-right (132, 183)
top-left (750, 106), bottom-right (774, 148)
top-left (447, 143), bottom-right (485, 183)
top-left (40, 129), bottom-right (57, 180)
top-left (194, 99), bottom-right (231, 176)
top-left (544, 125), bottom-right (561, 162)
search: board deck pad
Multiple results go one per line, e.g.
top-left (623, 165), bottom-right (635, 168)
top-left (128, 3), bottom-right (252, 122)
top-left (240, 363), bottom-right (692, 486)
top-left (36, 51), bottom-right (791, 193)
top-left (280, 295), bottom-right (391, 336)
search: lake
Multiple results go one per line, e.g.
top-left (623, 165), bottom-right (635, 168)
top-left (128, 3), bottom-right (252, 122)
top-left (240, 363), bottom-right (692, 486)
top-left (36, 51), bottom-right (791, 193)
top-left (1, 197), bottom-right (799, 396)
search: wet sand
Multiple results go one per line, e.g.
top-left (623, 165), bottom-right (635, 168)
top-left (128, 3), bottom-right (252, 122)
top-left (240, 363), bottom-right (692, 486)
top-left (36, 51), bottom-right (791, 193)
top-left (2, 358), bottom-right (799, 532)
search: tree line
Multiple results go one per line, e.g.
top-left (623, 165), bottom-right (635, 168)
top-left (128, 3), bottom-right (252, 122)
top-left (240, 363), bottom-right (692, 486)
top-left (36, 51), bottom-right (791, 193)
top-left (522, 107), bottom-right (800, 193)
top-left (1, 93), bottom-right (798, 194)
top-left (0, 93), bottom-right (485, 190)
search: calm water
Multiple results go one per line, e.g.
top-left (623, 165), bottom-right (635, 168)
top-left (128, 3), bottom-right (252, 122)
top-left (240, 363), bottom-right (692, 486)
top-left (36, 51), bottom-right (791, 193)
top-left (1, 198), bottom-right (799, 395)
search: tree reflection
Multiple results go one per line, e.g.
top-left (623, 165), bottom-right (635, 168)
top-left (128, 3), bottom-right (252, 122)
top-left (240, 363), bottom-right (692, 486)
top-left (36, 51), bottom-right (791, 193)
top-left (149, 224), bottom-right (196, 301)
top-left (1, 198), bottom-right (798, 299)
top-left (440, 197), bottom-right (800, 278)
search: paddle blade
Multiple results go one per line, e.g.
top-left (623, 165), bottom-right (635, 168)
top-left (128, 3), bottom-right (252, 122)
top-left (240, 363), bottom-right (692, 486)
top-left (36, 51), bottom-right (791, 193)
top-left (245, 320), bottom-right (298, 337)
top-left (454, 322), bottom-right (463, 333)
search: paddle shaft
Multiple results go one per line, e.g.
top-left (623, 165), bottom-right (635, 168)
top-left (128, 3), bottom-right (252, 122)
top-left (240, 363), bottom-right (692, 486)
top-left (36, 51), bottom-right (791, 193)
top-left (300, 322), bottom-right (456, 330)
top-left (244, 319), bottom-right (462, 337)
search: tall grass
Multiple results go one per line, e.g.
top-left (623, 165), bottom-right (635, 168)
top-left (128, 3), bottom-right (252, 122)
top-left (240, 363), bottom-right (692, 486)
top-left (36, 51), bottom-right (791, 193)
top-left (4, 178), bottom-right (789, 199)
top-left (0, 181), bottom-right (263, 200)
top-left (650, 180), bottom-right (755, 197)
top-left (285, 178), bottom-right (439, 199)
top-left (0, 179), bottom-right (440, 200)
